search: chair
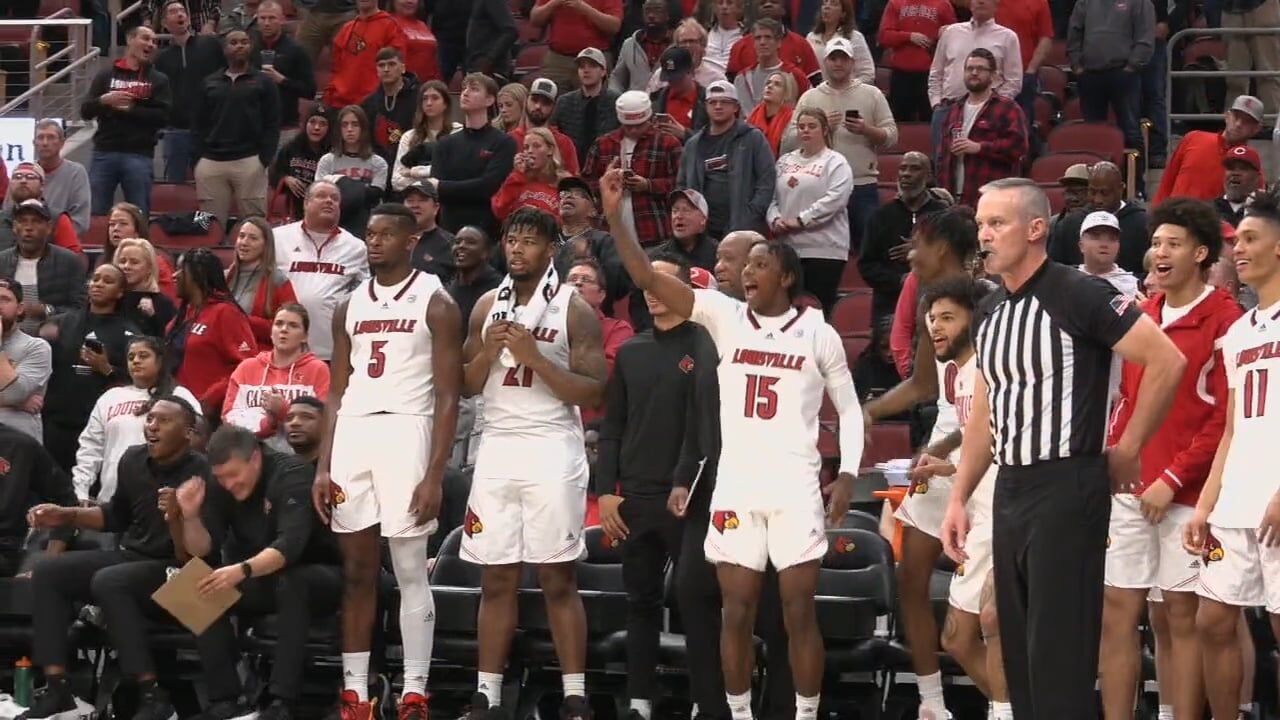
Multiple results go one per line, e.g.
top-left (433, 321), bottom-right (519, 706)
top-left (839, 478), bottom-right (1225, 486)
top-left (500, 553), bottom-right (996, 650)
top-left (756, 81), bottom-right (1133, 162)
top-left (1032, 92), bottom-right (1058, 141)
top-left (513, 43), bottom-right (548, 79)
top-left (842, 335), bottom-right (870, 368)
top-left (1047, 121), bottom-right (1127, 163)
top-left (83, 215), bottom-right (109, 249)
top-left (874, 67), bottom-right (892, 96)
top-left (864, 423), bottom-right (912, 466)
top-left (149, 183), bottom-right (198, 215)
top-left (838, 261), bottom-right (867, 292)
top-left (517, 19), bottom-right (543, 43)
top-left (795, 292), bottom-right (823, 311)
top-left (877, 153), bottom-right (905, 184)
top-left (830, 290), bottom-right (872, 338)
top-left (1062, 95), bottom-right (1083, 123)
top-left (1029, 151), bottom-right (1104, 185)
top-left (819, 528), bottom-right (897, 718)
top-left (1037, 65), bottom-right (1069, 101)
top-left (1046, 38), bottom-right (1069, 68)
top-left (840, 510), bottom-right (882, 534)
top-left (1039, 182), bottom-right (1066, 215)
top-left (895, 123), bottom-right (931, 156)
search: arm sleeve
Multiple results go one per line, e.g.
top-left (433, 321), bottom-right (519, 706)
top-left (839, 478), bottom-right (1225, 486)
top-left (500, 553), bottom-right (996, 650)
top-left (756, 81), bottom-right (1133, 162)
top-left (490, 172), bottom-right (529, 221)
top-left (1153, 142), bottom-right (1185, 205)
top-left (65, 166), bottom-right (91, 235)
top-left (0, 341), bottom-right (51, 405)
top-left (267, 464), bottom-right (317, 565)
top-left (100, 461), bottom-right (132, 532)
top-left (889, 273), bottom-right (917, 378)
top-left (79, 70), bottom-right (109, 121)
top-left (480, 0), bottom-right (519, 72)
top-left (281, 46), bottom-right (316, 105)
top-left (1066, 1), bottom-right (1085, 67)
top-left (315, 153), bottom-right (334, 181)
top-left (53, 215), bottom-right (84, 257)
top-left (595, 350), bottom-right (628, 495)
top-left (645, 135), bottom-right (683, 197)
top-left (132, 73), bottom-right (172, 130)
top-left (850, 31), bottom-right (875, 83)
top-left (259, 78), bottom-right (282, 167)
top-left (877, 0), bottom-right (910, 48)
top-left (609, 42), bottom-right (631, 93)
top-left (997, 33), bottom-right (1023, 98)
top-left (797, 157), bottom-right (854, 228)
top-left (690, 289), bottom-right (739, 352)
top-left (197, 473), bottom-right (232, 557)
top-left (858, 214), bottom-right (907, 296)
top-left (558, 134), bottom-right (580, 176)
top-left (816, 325), bottom-right (865, 477)
top-left (979, 101), bottom-right (1028, 163)
top-left (71, 398), bottom-right (107, 501)
top-left (927, 28), bottom-right (949, 107)
top-left (870, 86), bottom-right (898, 151)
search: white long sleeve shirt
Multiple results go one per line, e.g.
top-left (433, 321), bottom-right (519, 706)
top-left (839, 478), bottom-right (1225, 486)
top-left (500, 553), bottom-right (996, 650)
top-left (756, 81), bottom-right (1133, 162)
top-left (768, 147), bottom-right (855, 261)
top-left (273, 221), bottom-right (369, 360)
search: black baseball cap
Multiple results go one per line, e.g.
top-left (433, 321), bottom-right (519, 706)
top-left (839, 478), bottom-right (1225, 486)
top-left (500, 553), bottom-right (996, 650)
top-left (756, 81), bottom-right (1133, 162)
top-left (403, 180), bottom-right (438, 200)
top-left (11, 198), bottom-right (51, 221)
top-left (659, 47), bottom-right (693, 82)
top-left (557, 176), bottom-right (595, 199)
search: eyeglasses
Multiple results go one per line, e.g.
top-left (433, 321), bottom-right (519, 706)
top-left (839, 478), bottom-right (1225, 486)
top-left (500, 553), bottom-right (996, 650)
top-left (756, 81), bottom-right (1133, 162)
top-left (676, 38), bottom-right (704, 47)
top-left (11, 173), bottom-right (40, 182)
top-left (566, 274), bottom-right (600, 286)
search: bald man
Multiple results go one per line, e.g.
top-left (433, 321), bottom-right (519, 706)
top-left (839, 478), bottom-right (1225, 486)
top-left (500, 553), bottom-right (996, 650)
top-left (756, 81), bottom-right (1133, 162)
top-left (1047, 162), bottom-right (1150, 274)
top-left (713, 231), bottom-right (755, 299)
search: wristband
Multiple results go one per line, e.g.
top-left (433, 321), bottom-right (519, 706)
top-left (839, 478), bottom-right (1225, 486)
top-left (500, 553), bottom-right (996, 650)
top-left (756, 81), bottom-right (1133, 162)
top-left (240, 561), bottom-right (253, 579)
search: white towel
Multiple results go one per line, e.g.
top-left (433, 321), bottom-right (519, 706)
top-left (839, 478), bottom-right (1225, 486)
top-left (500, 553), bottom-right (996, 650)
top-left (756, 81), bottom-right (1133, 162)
top-left (492, 263), bottom-right (561, 367)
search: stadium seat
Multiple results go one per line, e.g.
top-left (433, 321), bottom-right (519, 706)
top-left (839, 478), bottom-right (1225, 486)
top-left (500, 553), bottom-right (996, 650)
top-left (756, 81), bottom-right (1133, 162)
top-left (894, 123), bottom-right (931, 156)
top-left (874, 67), bottom-right (892, 96)
top-left (1047, 121), bottom-right (1127, 163)
top-left (1032, 93), bottom-right (1057, 141)
top-left (839, 510), bottom-right (882, 534)
top-left (1029, 151), bottom-right (1104, 185)
top-left (514, 43), bottom-right (548, 79)
top-left (877, 153), bottom-right (904, 184)
top-left (819, 528), bottom-right (897, 717)
top-left (842, 335), bottom-right (870, 367)
top-left (795, 292), bottom-right (823, 311)
top-left (149, 183), bottom-right (198, 215)
top-left (838, 260), bottom-right (867, 292)
top-left (150, 221), bottom-right (224, 252)
top-left (1037, 65), bottom-right (1068, 101)
top-left (84, 215), bottom-right (109, 249)
top-left (1046, 38), bottom-right (1069, 68)
top-left (1039, 182), bottom-right (1066, 214)
top-left (831, 290), bottom-right (872, 337)
top-left (864, 423), bottom-right (912, 466)
top-left (517, 19), bottom-right (543, 43)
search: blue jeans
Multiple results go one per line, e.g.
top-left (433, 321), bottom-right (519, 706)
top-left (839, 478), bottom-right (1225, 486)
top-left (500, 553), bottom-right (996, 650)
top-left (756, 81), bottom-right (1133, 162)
top-left (929, 100), bottom-right (954, 162)
top-left (1016, 72), bottom-right (1041, 154)
top-left (161, 129), bottom-right (194, 184)
top-left (848, 183), bottom-right (881, 256)
top-left (1141, 39), bottom-right (1169, 162)
top-left (90, 151), bottom-right (153, 217)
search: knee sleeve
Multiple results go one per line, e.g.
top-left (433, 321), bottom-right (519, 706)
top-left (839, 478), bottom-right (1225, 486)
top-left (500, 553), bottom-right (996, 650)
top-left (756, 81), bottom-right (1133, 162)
top-left (389, 535), bottom-right (436, 664)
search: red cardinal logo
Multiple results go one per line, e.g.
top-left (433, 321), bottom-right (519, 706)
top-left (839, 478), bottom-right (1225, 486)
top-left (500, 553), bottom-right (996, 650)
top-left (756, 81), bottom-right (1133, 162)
top-left (1203, 531), bottom-right (1225, 563)
top-left (711, 510), bottom-right (740, 533)
top-left (602, 533), bottom-right (621, 549)
top-left (787, 176), bottom-right (799, 189)
top-left (464, 507), bottom-right (483, 537)
top-left (679, 355), bottom-right (695, 374)
top-left (908, 479), bottom-right (928, 496)
top-left (0, 457), bottom-right (11, 475)
top-left (832, 535), bottom-right (855, 554)
top-left (955, 563), bottom-right (966, 577)
top-left (330, 482), bottom-right (346, 505)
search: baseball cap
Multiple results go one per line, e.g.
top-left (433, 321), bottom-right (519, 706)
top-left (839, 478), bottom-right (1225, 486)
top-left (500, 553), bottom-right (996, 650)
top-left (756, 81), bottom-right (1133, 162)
top-left (12, 198), bottom-right (51, 220)
top-left (824, 37), bottom-right (854, 59)
top-left (659, 47), bottom-right (693, 82)
top-left (1058, 163), bottom-right (1090, 186)
top-left (1231, 95), bottom-right (1264, 122)
top-left (403, 180), bottom-right (438, 200)
top-left (669, 188), bottom-right (708, 217)
top-left (575, 47), bottom-right (607, 69)
top-left (1223, 144), bottom-right (1262, 172)
top-left (705, 79), bottom-right (739, 104)
top-left (557, 175), bottom-right (595, 200)
top-left (0, 278), bottom-right (24, 304)
top-left (1222, 220), bottom-right (1238, 244)
top-left (1080, 210), bottom-right (1120, 236)
top-left (10, 162), bottom-right (44, 182)
top-left (529, 77), bottom-right (558, 102)
top-left (689, 266), bottom-right (718, 290)
top-left (616, 91), bottom-right (653, 125)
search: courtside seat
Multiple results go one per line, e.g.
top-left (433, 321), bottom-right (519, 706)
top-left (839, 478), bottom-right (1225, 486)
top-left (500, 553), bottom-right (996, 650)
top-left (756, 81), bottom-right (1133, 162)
top-left (839, 510), bottom-right (882, 535)
top-left (820, 528), bottom-right (896, 716)
top-left (429, 527), bottom-right (490, 667)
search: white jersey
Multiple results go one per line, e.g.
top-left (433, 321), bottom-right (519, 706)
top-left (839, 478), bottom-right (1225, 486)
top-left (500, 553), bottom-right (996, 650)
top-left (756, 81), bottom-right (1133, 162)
top-left (339, 270), bottom-right (443, 418)
top-left (274, 221), bottom-right (369, 360)
top-left (475, 285), bottom-right (586, 480)
top-left (931, 358), bottom-right (964, 465)
top-left (947, 354), bottom-right (995, 517)
top-left (1211, 301), bottom-right (1280, 529)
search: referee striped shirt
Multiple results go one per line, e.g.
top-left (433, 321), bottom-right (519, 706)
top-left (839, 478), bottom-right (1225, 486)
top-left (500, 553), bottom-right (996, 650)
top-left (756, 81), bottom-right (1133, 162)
top-left (974, 261), bottom-right (1143, 467)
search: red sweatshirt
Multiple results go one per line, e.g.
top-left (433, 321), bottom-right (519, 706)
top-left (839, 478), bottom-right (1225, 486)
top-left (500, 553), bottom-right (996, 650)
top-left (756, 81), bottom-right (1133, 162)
top-left (728, 30), bottom-right (820, 80)
top-left (1153, 131), bottom-right (1266, 206)
top-left (510, 126), bottom-right (581, 175)
top-left (1106, 288), bottom-right (1242, 506)
top-left (878, 0), bottom-right (957, 73)
top-left (223, 350), bottom-right (331, 438)
top-left (323, 11), bottom-right (408, 109)
top-left (491, 172), bottom-right (560, 221)
top-left (169, 299), bottom-right (257, 414)
top-left (890, 271), bottom-right (918, 378)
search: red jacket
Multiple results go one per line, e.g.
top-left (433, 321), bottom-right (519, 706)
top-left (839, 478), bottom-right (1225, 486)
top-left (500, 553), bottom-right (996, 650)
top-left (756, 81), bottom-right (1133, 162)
top-left (727, 30), bottom-right (819, 81)
top-left (1107, 288), bottom-right (1242, 506)
top-left (323, 11), bottom-right (408, 109)
top-left (169, 299), bottom-right (257, 414)
top-left (878, 0), bottom-right (957, 73)
top-left (226, 267), bottom-right (300, 350)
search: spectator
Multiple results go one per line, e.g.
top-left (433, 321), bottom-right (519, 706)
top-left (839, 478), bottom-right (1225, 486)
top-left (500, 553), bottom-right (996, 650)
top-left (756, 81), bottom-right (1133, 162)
top-left (1048, 161), bottom-right (1149, 273)
top-left (995, 0), bottom-right (1053, 147)
top-left (445, 226), bottom-right (502, 325)
top-left (464, 0), bottom-right (519, 79)
top-left (101, 204), bottom-right (176, 303)
top-left (402, 181), bottom-right (456, 280)
top-left (273, 182), bottom-right (368, 361)
top-left (612, 0), bottom-right (673, 93)
top-left (284, 395), bottom-right (324, 462)
top-left (316, 105), bottom-right (388, 236)
top-left (389, 0), bottom-right (441, 83)
top-left (271, 106), bottom-right (333, 221)
top-left (727, 0), bottom-right (821, 84)
top-left (1076, 210), bottom-right (1140, 296)
top-left (253, 0), bottom-right (315, 130)
top-left (192, 27), bottom-right (281, 229)
top-left (793, 37), bottom-right (897, 253)
top-left (223, 303), bottom-right (331, 450)
top-left (361, 48), bottom-right (420, 166)
top-left (617, 0), bottom-right (681, 51)
top-left (167, 248), bottom-right (257, 416)
top-left (702, 0), bottom-right (747, 77)
top-left (927, 0), bottom-right (1021, 148)
top-left (39, 264), bottom-right (139, 472)
top-left (80, 25), bottom-right (171, 217)
top-left (295, 0), bottom-right (355, 62)
top-left (431, 73), bottom-right (519, 237)
top-left (1067, 0), bottom-right (1153, 164)
top-left (933, 48), bottom-right (1027, 209)
top-left (1049, 162), bottom-right (1091, 233)
top-left (678, 80), bottom-right (776, 237)
top-left (734, 18), bottom-right (814, 113)
top-left (0, 200), bottom-right (86, 337)
top-left (566, 257), bottom-right (634, 424)
top-left (0, 163), bottom-right (84, 257)
top-left (583, 90), bottom-right (684, 246)
top-left (1217, 145), bottom-right (1263, 227)
top-left (859, 150), bottom-right (948, 322)
top-left (493, 127), bottom-right (570, 220)
top-left (746, 70), bottom-right (799, 156)
top-left (226, 217), bottom-right (299, 351)
top-left (146, 0), bottom-right (219, 32)
top-left (1222, 0), bottom-right (1280, 114)
top-left (656, 189), bottom-right (719, 270)
top-left (494, 83), bottom-right (529, 133)
top-left (650, 48), bottom-right (709, 141)
top-left (806, 0), bottom-right (874, 84)
top-left (224, 0), bottom-right (260, 31)
top-left (768, 107), bottom-right (854, 310)
top-left (391, 80), bottom-right (460, 193)
top-left (878, 0), bottom-right (956, 122)
top-left (853, 317), bottom-right (906, 401)
top-left (0, 278), bottom-right (51, 442)
top-left (1141, 1), bottom-right (1177, 169)
top-left (7, 120), bottom-right (90, 236)
top-left (114, 237), bottom-right (178, 338)
top-left (555, 176), bottom-right (630, 310)
top-left (431, 0), bottom-right (470, 81)
top-left (531, 0), bottom-right (623, 90)
top-left (322, 0), bottom-right (407, 110)
top-left (551, 48), bottom-right (624, 163)
top-left (511, 79), bottom-right (582, 174)
top-left (647, 18), bottom-right (727, 91)
top-left (1154, 95), bottom-right (1264, 204)
top-left (71, 335), bottom-right (201, 502)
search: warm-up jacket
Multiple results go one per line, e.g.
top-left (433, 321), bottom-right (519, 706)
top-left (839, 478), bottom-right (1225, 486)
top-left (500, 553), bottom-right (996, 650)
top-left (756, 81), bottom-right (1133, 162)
top-left (167, 299), bottom-right (257, 413)
top-left (153, 33), bottom-right (225, 131)
top-left (81, 59), bottom-right (171, 156)
top-left (191, 68), bottom-right (282, 166)
top-left (273, 221), bottom-right (370, 360)
top-left (678, 119), bottom-right (777, 235)
top-left (223, 350), bottom-right (331, 441)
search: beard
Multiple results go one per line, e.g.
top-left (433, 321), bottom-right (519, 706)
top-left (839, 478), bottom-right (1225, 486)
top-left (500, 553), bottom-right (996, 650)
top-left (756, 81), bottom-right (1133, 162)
top-left (964, 79), bottom-right (990, 94)
top-left (527, 109), bottom-right (550, 126)
top-left (935, 327), bottom-right (971, 362)
top-left (1, 315), bottom-right (15, 334)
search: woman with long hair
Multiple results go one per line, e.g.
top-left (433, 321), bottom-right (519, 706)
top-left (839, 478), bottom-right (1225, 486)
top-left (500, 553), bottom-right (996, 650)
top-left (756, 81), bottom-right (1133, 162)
top-left (768, 107), bottom-right (854, 312)
top-left (71, 335), bottom-right (201, 502)
top-left (392, 80), bottom-right (462, 192)
top-left (491, 127), bottom-right (568, 220)
top-left (40, 264), bottom-right (143, 472)
top-left (747, 70), bottom-right (798, 157)
top-left (102, 202), bottom-right (177, 300)
top-left (807, 0), bottom-right (874, 82)
top-left (315, 105), bottom-right (389, 236)
top-left (493, 83), bottom-right (528, 132)
top-left (114, 237), bottom-right (178, 337)
top-left (271, 106), bottom-right (333, 220)
top-left (226, 217), bottom-right (299, 350)
top-left (166, 248), bottom-right (257, 416)
top-left (223, 303), bottom-right (331, 451)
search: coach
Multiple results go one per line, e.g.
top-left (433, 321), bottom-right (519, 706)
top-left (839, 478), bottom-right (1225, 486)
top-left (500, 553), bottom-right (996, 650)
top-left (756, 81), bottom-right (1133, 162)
top-left (939, 178), bottom-right (1185, 718)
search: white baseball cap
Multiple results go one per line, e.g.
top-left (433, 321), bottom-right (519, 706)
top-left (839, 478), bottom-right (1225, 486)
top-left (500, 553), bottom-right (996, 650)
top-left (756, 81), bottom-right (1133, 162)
top-left (669, 188), bottom-right (709, 217)
top-left (824, 37), bottom-right (855, 59)
top-left (1080, 210), bottom-right (1120, 236)
top-left (616, 90), bottom-right (653, 125)
top-left (575, 47), bottom-right (607, 69)
top-left (529, 77), bottom-right (558, 102)
top-left (1230, 94), bottom-right (1264, 122)
top-left (705, 79), bottom-right (739, 104)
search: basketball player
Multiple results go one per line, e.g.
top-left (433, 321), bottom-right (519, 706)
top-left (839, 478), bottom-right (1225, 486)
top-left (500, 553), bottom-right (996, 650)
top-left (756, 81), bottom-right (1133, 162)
top-left (1185, 185), bottom-right (1280, 720)
top-left (459, 207), bottom-right (607, 720)
top-left (909, 276), bottom-right (1011, 720)
top-left (312, 203), bottom-right (463, 720)
top-left (1100, 198), bottom-right (1236, 720)
top-left (600, 162), bottom-right (865, 720)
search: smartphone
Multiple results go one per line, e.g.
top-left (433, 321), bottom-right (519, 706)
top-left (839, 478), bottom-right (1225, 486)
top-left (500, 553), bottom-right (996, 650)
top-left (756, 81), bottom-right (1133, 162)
top-left (260, 49), bottom-right (276, 68)
top-left (83, 338), bottom-right (104, 354)
top-left (845, 109), bottom-right (861, 120)
top-left (655, 112), bottom-right (674, 124)
top-left (950, 127), bottom-right (964, 140)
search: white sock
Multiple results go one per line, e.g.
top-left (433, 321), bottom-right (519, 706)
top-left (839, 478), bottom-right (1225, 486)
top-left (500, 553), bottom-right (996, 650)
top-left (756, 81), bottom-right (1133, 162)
top-left (795, 694), bottom-right (819, 720)
top-left (477, 672), bottom-right (503, 707)
top-left (402, 660), bottom-right (430, 698)
top-left (1240, 703), bottom-right (1255, 718)
top-left (727, 690), bottom-right (752, 720)
top-left (562, 673), bottom-right (586, 698)
top-left (341, 652), bottom-right (370, 701)
top-left (389, 535), bottom-right (435, 699)
top-left (918, 671), bottom-right (945, 710)
top-left (992, 701), bottom-right (1014, 720)
top-left (629, 699), bottom-right (652, 719)
top-left (1157, 704), bottom-right (1173, 720)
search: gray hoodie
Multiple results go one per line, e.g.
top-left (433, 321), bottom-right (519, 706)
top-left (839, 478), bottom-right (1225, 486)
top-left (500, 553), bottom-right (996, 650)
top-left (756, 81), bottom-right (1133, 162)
top-left (1067, 0), bottom-right (1155, 71)
top-left (677, 119), bottom-right (777, 236)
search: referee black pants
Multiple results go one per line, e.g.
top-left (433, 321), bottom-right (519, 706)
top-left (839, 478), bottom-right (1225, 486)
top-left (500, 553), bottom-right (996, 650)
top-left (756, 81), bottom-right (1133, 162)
top-left (993, 456), bottom-right (1110, 719)
top-left (620, 496), bottom-right (683, 703)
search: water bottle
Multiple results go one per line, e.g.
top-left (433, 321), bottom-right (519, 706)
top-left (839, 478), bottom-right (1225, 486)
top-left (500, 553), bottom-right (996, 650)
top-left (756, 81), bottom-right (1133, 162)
top-left (13, 656), bottom-right (32, 708)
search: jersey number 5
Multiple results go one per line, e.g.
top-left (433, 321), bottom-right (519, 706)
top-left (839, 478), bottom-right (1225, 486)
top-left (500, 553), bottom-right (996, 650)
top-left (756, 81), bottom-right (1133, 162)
top-left (1243, 368), bottom-right (1269, 419)
top-left (744, 374), bottom-right (779, 419)
top-left (503, 365), bottom-right (534, 388)
top-left (367, 340), bottom-right (387, 378)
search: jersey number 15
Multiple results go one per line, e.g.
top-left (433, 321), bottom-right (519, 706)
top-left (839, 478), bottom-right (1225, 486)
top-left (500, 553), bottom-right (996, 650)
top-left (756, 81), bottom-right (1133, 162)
top-left (744, 374), bottom-right (779, 419)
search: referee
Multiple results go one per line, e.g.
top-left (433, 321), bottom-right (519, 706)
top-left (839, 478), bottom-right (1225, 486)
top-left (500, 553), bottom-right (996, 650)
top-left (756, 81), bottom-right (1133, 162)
top-left (939, 178), bottom-right (1186, 718)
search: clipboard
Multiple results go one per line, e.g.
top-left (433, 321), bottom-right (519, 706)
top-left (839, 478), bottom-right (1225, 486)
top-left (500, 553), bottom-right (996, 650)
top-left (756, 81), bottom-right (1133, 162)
top-left (150, 557), bottom-right (241, 636)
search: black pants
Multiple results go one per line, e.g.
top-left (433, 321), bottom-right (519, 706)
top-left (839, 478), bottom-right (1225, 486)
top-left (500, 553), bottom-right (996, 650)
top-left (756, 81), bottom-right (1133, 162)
top-left (993, 457), bottom-right (1110, 719)
top-left (676, 509), bottom-right (794, 720)
top-left (888, 69), bottom-right (931, 122)
top-left (42, 417), bottom-right (84, 474)
top-left (620, 496), bottom-right (683, 702)
top-left (800, 258), bottom-right (846, 316)
top-left (196, 563), bottom-right (343, 702)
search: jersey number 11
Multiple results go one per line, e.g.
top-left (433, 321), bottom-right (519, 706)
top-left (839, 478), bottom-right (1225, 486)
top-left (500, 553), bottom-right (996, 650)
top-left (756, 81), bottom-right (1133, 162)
top-left (1243, 368), bottom-right (1269, 419)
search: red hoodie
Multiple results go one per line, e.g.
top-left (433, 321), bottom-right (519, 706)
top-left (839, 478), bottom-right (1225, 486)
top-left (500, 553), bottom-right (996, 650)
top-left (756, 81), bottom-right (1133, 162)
top-left (878, 0), bottom-right (958, 73)
top-left (491, 172), bottom-right (560, 221)
top-left (1107, 288), bottom-right (1242, 506)
top-left (223, 350), bottom-right (331, 438)
top-left (169, 299), bottom-right (257, 414)
top-left (323, 11), bottom-right (408, 109)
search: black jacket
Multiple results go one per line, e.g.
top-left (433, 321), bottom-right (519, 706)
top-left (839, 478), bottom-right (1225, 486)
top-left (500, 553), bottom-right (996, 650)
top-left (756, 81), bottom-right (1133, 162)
top-left (42, 309), bottom-right (141, 430)
top-left (464, 0), bottom-right (518, 76)
top-left (0, 422), bottom-right (77, 545)
top-left (191, 68), bottom-right (282, 166)
top-left (1215, 197), bottom-right (1245, 228)
top-left (413, 226), bottom-right (456, 282)
top-left (81, 60), bottom-right (172, 156)
top-left (1047, 203), bottom-right (1150, 274)
top-left (153, 34), bottom-right (225, 130)
top-left (362, 73), bottom-right (420, 166)
top-left (104, 446), bottom-right (225, 560)
top-left (859, 194), bottom-right (949, 319)
top-left (673, 320), bottom-right (723, 516)
top-left (427, 0), bottom-right (472, 45)
top-left (432, 125), bottom-right (517, 238)
top-left (119, 290), bottom-right (177, 339)
top-left (551, 87), bottom-right (623, 163)
top-left (447, 266), bottom-right (503, 329)
top-left (251, 33), bottom-right (315, 128)
top-left (0, 245), bottom-right (87, 320)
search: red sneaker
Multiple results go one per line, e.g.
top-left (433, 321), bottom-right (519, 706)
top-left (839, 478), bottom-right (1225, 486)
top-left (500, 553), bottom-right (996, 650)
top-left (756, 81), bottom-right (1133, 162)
top-left (398, 692), bottom-right (429, 720)
top-left (336, 689), bottom-right (375, 720)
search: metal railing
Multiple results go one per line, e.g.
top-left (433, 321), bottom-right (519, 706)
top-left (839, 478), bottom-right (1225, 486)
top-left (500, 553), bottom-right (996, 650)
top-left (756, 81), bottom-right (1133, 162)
top-left (0, 17), bottom-right (99, 120)
top-left (1166, 26), bottom-right (1280, 140)
top-left (107, 0), bottom-right (148, 61)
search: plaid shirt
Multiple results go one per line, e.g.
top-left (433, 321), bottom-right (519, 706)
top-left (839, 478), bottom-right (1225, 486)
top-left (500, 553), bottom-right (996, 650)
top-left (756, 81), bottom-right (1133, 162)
top-left (934, 94), bottom-right (1027, 208)
top-left (583, 125), bottom-right (683, 245)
